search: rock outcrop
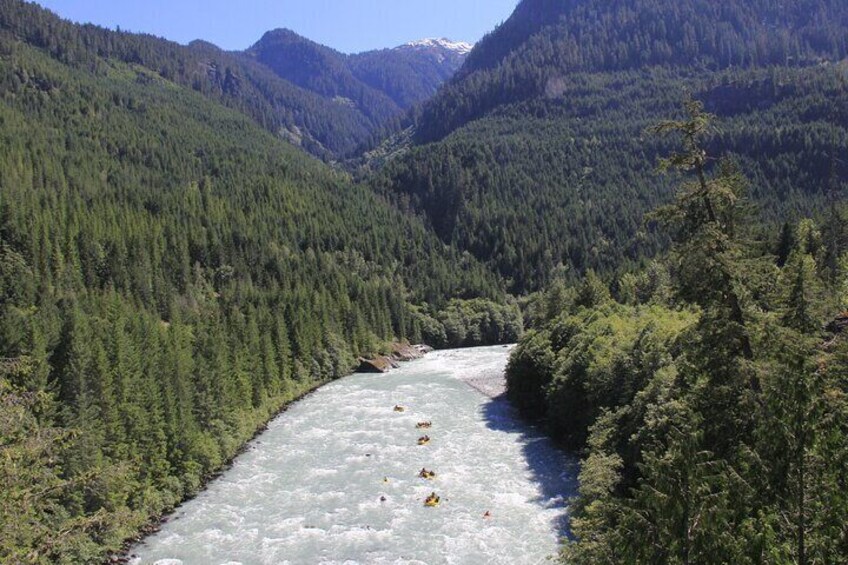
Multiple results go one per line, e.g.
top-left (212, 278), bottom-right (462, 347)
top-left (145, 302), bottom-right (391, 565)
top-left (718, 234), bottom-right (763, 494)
top-left (357, 342), bottom-right (432, 373)
top-left (357, 356), bottom-right (398, 373)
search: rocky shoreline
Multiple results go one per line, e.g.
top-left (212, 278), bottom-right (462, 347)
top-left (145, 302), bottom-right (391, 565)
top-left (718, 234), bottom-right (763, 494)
top-left (357, 342), bottom-right (514, 399)
top-left (453, 344), bottom-right (516, 399)
top-left (356, 342), bottom-right (433, 373)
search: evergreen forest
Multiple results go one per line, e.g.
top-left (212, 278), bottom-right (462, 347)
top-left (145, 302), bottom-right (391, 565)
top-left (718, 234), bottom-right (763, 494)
top-left (507, 100), bottom-right (848, 563)
top-left (0, 2), bottom-right (515, 561)
top-left (378, 0), bottom-right (848, 293)
top-left (1, 0), bottom-right (847, 562)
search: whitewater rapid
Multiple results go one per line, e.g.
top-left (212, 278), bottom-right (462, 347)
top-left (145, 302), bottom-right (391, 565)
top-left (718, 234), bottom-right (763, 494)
top-left (131, 345), bottom-right (576, 565)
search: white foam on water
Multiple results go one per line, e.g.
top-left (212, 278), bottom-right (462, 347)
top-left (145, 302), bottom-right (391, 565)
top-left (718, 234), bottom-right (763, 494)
top-left (132, 346), bottom-right (577, 565)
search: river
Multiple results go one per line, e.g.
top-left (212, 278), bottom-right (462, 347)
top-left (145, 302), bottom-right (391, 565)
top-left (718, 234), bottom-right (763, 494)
top-left (131, 345), bottom-right (577, 565)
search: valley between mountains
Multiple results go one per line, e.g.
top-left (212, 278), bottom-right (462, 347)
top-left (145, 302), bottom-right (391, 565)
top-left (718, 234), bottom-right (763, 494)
top-left (1, 0), bottom-right (847, 563)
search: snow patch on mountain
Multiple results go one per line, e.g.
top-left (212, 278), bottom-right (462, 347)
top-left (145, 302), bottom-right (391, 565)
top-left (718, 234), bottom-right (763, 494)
top-left (402, 38), bottom-right (474, 55)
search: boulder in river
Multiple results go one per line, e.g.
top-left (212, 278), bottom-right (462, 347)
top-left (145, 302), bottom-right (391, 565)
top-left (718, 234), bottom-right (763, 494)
top-left (390, 341), bottom-right (429, 361)
top-left (357, 356), bottom-right (395, 373)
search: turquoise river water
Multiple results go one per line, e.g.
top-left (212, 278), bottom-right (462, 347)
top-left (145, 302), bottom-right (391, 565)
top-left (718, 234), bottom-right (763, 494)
top-left (131, 345), bottom-right (576, 565)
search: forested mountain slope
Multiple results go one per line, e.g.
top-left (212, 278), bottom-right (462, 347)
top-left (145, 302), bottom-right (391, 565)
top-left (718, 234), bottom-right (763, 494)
top-left (247, 30), bottom-right (469, 121)
top-left (349, 39), bottom-right (470, 110)
top-left (376, 0), bottom-right (848, 293)
top-left (0, 1), bottom-right (468, 161)
top-left (419, 0), bottom-right (848, 143)
top-left (0, 0), bottom-right (383, 159)
top-left (0, 6), bottom-right (510, 561)
top-left (246, 29), bottom-right (404, 128)
top-left (506, 102), bottom-right (848, 563)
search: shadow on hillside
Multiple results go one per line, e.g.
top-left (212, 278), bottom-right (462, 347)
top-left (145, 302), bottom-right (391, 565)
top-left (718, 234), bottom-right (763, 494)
top-left (481, 395), bottom-right (579, 540)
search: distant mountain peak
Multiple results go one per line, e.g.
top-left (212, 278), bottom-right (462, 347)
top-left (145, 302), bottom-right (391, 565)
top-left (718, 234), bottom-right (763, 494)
top-left (259, 28), bottom-right (302, 41)
top-left (402, 38), bottom-right (474, 55)
top-left (251, 28), bottom-right (334, 52)
top-left (187, 39), bottom-right (221, 52)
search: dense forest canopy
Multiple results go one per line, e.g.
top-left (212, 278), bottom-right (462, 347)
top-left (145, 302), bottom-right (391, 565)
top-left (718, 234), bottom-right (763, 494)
top-left (378, 64), bottom-right (848, 293)
top-left (0, 0), bottom-right (379, 159)
top-left (420, 0), bottom-right (848, 143)
top-left (507, 101), bottom-right (848, 563)
top-left (375, 0), bottom-right (848, 293)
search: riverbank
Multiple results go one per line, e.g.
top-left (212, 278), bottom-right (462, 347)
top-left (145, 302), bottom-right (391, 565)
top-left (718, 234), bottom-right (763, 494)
top-left (447, 343), bottom-right (516, 399)
top-left (109, 379), bottom-right (328, 564)
top-left (356, 342), bottom-right (433, 372)
top-left (112, 343), bottom-right (433, 564)
top-left (130, 346), bottom-right (574, 565)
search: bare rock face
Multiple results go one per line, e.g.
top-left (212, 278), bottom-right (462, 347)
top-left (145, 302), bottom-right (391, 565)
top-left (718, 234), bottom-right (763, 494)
top-left (357, 342), bottom-right (433, 373)
top-left (357, 356), bottom-right (395, 373)
top-left (390, 342), bottom-right (423, 361)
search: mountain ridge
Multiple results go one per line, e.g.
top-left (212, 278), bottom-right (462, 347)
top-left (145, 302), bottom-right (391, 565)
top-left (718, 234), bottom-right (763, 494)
top-left (0, 1), bottom-right (469, 162)
top-left (416, 0), bottom-right (848, 144)
top-left (246, 27), bottom-right (471, 121)
top-left (401, 37), bottom-right (474, 55)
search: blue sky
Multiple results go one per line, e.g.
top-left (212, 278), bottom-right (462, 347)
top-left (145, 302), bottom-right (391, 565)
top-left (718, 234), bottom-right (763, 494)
top-left (37, 0), bottom-right (519, 53)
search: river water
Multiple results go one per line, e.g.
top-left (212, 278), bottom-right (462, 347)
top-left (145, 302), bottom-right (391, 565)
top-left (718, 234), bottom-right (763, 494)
top-left (131, 345), bottom-right (576, 565)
